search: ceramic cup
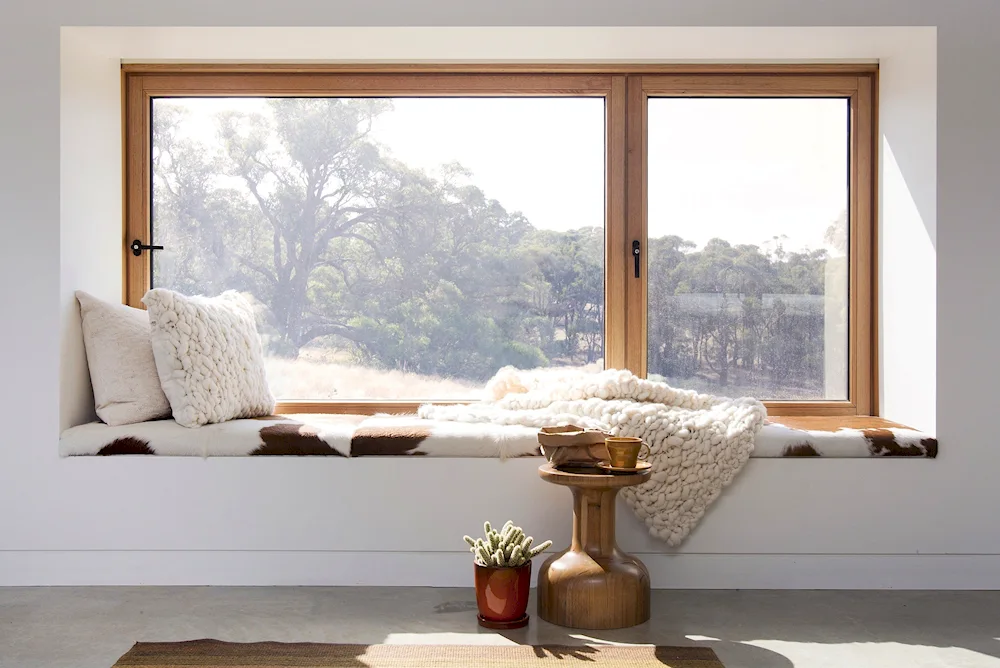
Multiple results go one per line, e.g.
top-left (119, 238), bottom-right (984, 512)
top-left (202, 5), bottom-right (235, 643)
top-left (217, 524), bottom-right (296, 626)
top-left (605, 436), bottom-right (650, 469)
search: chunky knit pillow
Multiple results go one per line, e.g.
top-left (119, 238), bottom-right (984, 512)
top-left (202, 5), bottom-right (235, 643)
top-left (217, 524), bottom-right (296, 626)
top-left (142, 289), bottom-right (275, 428)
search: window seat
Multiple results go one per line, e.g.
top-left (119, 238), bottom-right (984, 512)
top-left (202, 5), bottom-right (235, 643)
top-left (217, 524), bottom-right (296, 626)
top-left (59, 414), bottom-right (937, 458)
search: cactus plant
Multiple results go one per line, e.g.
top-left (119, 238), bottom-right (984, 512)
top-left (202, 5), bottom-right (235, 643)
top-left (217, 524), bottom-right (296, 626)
top-left (463, 520), bottom-right (553, 568)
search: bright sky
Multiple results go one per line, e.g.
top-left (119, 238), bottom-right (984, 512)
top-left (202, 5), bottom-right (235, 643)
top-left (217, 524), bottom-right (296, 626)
top-left (159, 95), bottom-right (847, 253)
top-left (648, 97), bottom-right (848, 253)
top-left (370, 97), bottom-right (605, 233)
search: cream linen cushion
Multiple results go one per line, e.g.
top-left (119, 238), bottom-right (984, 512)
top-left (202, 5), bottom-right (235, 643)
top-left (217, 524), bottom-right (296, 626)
top-left (75, 291), bottom-right (172, 426)
top-left (142, 289), bottom-right (275, 428)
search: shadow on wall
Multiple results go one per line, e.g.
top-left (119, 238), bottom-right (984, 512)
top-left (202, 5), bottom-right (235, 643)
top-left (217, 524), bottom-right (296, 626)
top-left (878, 44), bottom-right (938, 434)
top-left (59, 297), bottom-right (95, 431)
top-left (881, 50), bottom-right (936, 248)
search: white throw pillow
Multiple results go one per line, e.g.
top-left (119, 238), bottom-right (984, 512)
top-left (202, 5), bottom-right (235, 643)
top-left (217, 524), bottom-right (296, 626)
top-left (142, 289), bottom-right (275, 428)
top-left (75, 291), bottom-right (172, 426)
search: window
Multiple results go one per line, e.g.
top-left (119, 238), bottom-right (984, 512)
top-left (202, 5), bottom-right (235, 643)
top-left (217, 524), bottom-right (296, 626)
top-left (646, 98), bottom-right (849, 400)
top-left (149, 95), bottom-right (605, 401)
top-left (124, 67), bottom-right (876, 415)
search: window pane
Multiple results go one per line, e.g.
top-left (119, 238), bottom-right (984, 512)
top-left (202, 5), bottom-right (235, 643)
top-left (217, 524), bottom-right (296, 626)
top-left (151, 97), bottom-right (605, 400)
top-left (647, 98), bottom-right (849, 400)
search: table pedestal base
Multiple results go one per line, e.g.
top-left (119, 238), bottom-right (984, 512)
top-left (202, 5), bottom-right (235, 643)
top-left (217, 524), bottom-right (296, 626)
top-left (537, 485), bottom-right (650, 629)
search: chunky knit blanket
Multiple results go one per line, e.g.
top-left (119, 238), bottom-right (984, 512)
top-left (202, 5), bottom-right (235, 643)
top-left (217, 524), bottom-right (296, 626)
top-left (419, 367), bottom-right (767, 545)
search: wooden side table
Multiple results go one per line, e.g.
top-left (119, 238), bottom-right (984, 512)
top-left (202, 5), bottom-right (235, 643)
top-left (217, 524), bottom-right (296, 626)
top-left (536, 462), bottom-right (652, 629)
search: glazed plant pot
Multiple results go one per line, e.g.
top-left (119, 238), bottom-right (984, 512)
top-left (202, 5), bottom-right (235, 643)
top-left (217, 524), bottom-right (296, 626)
top-left (474, 560), bottom-right (532, 628)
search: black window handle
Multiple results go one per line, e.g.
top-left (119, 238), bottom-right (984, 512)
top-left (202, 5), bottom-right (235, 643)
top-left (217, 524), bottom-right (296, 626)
top-left (632, 240), bottom-right (641, 278)
top-left (130, 239), bottom-right (164, 257)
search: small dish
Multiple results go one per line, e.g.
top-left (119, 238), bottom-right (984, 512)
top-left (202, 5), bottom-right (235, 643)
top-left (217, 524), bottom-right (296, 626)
top-left (596, 460), bottom-right (652, 474)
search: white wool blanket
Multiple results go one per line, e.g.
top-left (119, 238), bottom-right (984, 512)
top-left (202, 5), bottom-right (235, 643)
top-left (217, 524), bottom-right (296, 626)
top-left (419, 368), bottom-right (767, 546)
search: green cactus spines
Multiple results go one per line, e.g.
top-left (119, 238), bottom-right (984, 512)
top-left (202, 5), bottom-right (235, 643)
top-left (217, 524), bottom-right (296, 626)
top-left (476, 545), bottom-right (492, 565)
top-left (463, 521), bottom-right (553, 568)
top-left (527, 540), bottom-right (553, 559)
top-left (509, 545), bottom-right (523, 566)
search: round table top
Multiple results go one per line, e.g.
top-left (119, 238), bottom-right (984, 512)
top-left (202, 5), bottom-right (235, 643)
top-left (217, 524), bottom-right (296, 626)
top-left (538, 462), bottom-right (652, 489)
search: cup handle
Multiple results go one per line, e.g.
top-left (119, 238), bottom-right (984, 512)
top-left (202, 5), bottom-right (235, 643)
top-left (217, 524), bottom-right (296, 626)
top-left (638, 442), bottom-right (650, 461)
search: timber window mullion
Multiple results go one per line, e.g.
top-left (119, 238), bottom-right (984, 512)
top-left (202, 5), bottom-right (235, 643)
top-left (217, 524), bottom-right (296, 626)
top-left (623, 75), bottom-right (647, 376)
top-left (603, 76), bottom-right (628, 371)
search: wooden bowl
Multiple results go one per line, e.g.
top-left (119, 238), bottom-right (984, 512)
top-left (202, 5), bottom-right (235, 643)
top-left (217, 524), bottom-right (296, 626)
top-left (537, 425), bottom-right (609, 465)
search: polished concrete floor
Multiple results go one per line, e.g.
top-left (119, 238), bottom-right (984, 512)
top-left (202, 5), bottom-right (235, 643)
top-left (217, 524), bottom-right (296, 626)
top-left (2, 587), bottom-right (1000, 667)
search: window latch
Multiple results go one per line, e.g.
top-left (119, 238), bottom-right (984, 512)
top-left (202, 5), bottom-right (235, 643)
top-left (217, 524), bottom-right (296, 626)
top-left (130, 239), bottom-right (164, 257)
top-left (632, 240), bottom-right (641, 278)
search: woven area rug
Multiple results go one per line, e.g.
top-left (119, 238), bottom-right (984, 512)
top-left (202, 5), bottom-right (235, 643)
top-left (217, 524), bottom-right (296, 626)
top-left (112, 640), bottom-right (724, 667)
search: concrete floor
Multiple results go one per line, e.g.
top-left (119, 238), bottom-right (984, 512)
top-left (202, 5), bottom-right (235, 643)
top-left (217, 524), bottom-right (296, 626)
top-left (1, 588), bottom-right (1000, 668)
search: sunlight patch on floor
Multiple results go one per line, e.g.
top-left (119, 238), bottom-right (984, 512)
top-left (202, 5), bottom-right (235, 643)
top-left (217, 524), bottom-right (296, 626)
top-left (382, 632), bottom-right (519, 645)
top-left (567, 634), bottom-right (651, 646)
top-left (743, 640), bottom-right (1000, 668)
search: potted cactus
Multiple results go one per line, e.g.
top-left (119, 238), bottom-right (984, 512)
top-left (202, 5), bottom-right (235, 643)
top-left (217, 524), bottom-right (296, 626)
top-left (463, 520), bottom-right (552, 629)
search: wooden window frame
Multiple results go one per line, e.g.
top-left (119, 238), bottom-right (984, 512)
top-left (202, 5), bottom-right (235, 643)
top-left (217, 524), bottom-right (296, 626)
top-left (626, 73), bottom-right (877, 417)
top-left (122, 64), bottom-right (877, 416)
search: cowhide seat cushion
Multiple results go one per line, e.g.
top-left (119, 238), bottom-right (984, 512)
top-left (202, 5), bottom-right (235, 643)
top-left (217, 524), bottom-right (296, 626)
top-left (757, 416), bottom-right (938, 457)
top-left (59, 414), bottom-right (937, 458)
top-left (59, 414), bottom-right (542, 458)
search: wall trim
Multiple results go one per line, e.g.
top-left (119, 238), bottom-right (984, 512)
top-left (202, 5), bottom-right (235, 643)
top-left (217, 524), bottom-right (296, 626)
top-left (4, 552), bottom-right (997, 589)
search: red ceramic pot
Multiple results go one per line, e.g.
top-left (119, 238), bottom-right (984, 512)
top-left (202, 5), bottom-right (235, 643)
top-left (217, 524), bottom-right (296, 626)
top-left (474, 560), bottom-right (531, 622)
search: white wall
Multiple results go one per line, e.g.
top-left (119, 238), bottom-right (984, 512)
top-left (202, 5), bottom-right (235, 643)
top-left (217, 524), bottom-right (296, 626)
top-left (1, 0), bottom-right (995, 588)
top-left (59, 30), bottom-right (123, 431)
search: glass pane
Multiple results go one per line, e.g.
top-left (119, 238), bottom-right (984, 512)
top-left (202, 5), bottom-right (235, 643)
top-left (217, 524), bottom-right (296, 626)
top-left (151, 97), bottom-right (605, 400)
top-left (647, 98), bottom-right (849, 400)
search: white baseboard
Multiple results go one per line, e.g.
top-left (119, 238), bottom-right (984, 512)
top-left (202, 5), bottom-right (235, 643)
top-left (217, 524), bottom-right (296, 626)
top-left (3, 551), bottom-right (1000, 589)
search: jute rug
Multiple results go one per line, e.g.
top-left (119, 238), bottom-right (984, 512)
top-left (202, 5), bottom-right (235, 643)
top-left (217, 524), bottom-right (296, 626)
top-left (112, 640), bottom-right (724, 667)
